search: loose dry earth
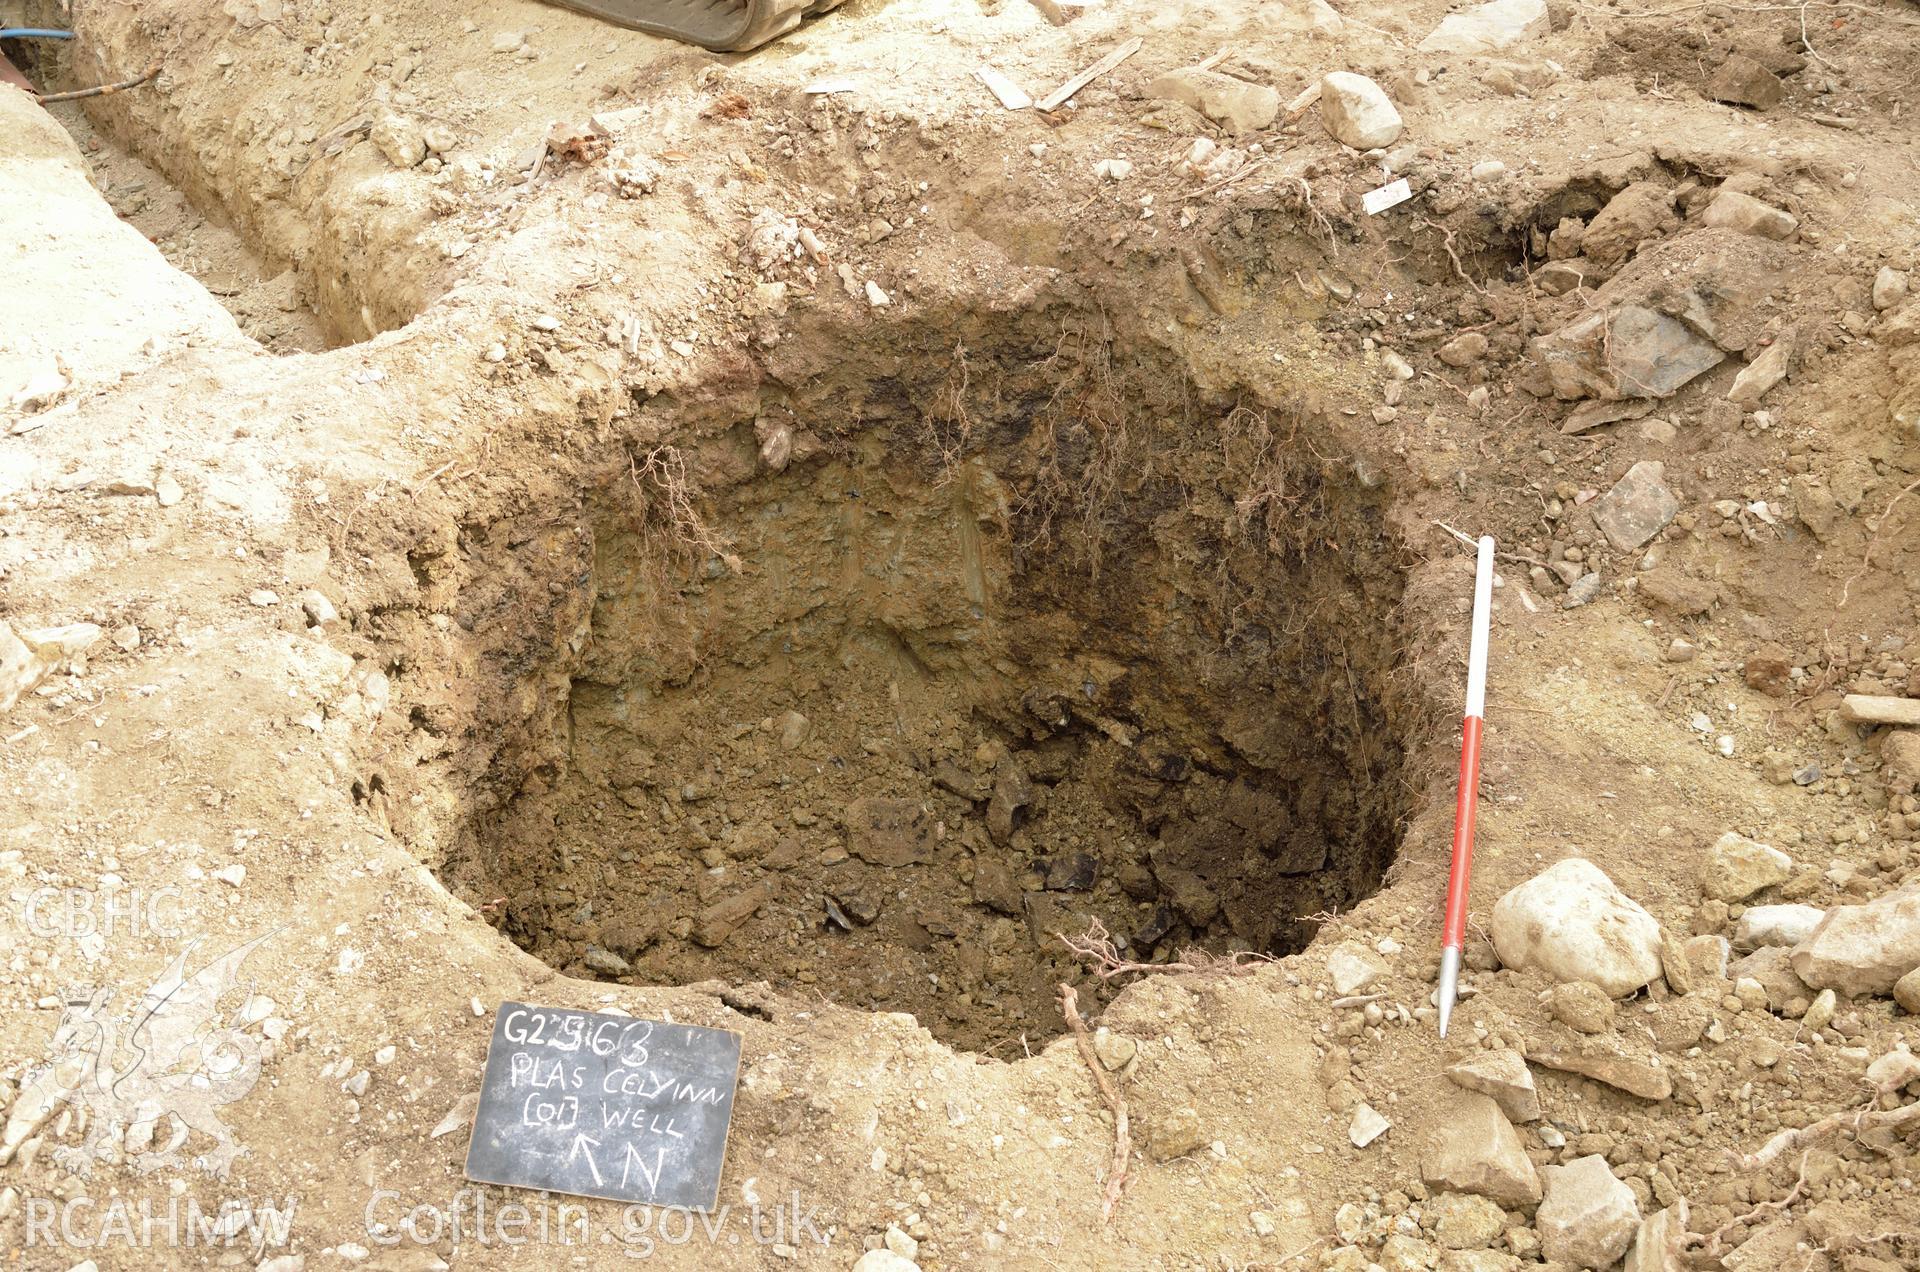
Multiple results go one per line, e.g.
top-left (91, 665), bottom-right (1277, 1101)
top-left (2, 0), bottom-right (1919, 1268)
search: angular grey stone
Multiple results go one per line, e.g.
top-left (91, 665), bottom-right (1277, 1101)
top-left (1444, 1049), bottom-right (1541, 1122)
top-left (1421, 1090), bottom-right (1542, 1208)
top-left (1146, 67), bottom-right (1280, 134)
top-left (1533, 307), bottom-right (1723, 401)
top-left (1623, 1199), bottom-right (1690, 1272)
top-left (1728, 338), bottom-right (1793, 406)
top-left (1538, 1154), bottom-right (1641, 1268)
top-left (1791, 881), bottom-right (1920, 995)
top-left (1707, 53), bottom-right (1784, 109)
top-left (1702, 189), bottom-right (1798, 240)
top-left (1734, 904), bottom-right (1825, 950)
top-left (1700, 831), bottom-right (1791, 901)
top-left (1319, 72), bottom-right (1403, 149)
top-left (1590, 460), bottom-right (1679, 552)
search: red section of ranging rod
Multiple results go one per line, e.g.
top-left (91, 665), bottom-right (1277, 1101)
top-left (1437, 534), bottom-right (1494, 1039)
top-left (1442, 714), bottom-right (1485, 953)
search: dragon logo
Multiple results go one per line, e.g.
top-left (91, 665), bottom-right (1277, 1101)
top-left (29, 932), bottom-right (277, 1179)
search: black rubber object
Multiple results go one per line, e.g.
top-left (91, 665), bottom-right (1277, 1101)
top-left (544, 0), bottom-right (847, 51)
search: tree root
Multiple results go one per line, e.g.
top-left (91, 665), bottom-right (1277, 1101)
top-left (1057, 983), bottom-right (1130, 1222)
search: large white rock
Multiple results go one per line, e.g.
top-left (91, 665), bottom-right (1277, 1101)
top-left (1733, 904), bottom-right (1824, 950)
top-left (1538, 1154), bottom-right (1641, 1268)
top-left (1491, 858), bottom-right (1664, 996)
top-left (1417, 0), bottom-right (1550, 54)
top-left (1319, 72), bottom-right (1403, 150)
top-left (1700, 831), bottom-right (1791, 901)
top-left (1791, 881), bottom-right (1920, 996)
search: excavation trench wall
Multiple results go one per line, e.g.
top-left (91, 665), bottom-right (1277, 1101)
top-left (408, 306), bottom-right (1432, 1051)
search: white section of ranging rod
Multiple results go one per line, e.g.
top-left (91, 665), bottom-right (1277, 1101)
top-left (1465, 536), bottom-right (1494, 719)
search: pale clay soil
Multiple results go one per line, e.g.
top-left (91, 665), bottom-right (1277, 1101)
top-left (1, 0), bottom-right (1919, 1269)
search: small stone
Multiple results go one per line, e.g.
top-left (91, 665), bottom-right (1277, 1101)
top-left (1538, 1154), bottom-right (1641, 1268)
top-left (1382, 350), bottom-right (1415, 380)
top-left (776, 711), bottom-right (811, 749)
top-left (850, 1253), bottom-right (920, 1272)
top-left (1445, 1049), bottom-right (1540, 1122)
top-left (1528, 1044), bottom-right (1673, 1099)
top-left (1702, 189), bottom-right (1798, 240)
top-left (1430, 1191), bottom-right (1507, 1249)
top-left (1491, 858), bottom-right (1664, 996)
top-left (370, 109), bottom-right (427, 168)
top-left (1439, 332), bottom-right (1490, 366)
top-left (1664, 638), bottom-right (1697, 663)
top-left (297, 590), bottom-right (339, 627)
top-left (583, 946), bottom-right (631, 976)
top-left (491, 30), bottom-right (526, 53)
top-left (1873, 266), bottom-right (1909, 311)
top-left (111, 624), bottom-right (140, 651)
top-left (1582, 183), bottom-right (1678, 267)
top-left (1094, 158), bottom-right (1133, 181)
top-left (1350, 1102), bottom-right (1390, 1147)
top-left (1894, 966), bottom-right (1920, 1013)
top-left (249, 590), bottom-right (281, 607)
top-left (1327, 942), bottom-right (1386, 995)
top-left (422, 124), bottom-right (459, 155)
top-left (1548, 981), bottom-right (1616, 1034)
top-left (344, 1069), bottom-right (370, 1097)
top-left (864, 280), bottom-right (892, 307)
top-left (1092, 1027), bottom-right (1137, 1071)
top-left (1469, 161), bottom-right (1508, 184)
top-left (1803, 988), bottom-right (1838, 1032)
top-left (1623, 1200), bottom-right (1689, 1272)
top-left (1701, 831), bottom-right (1792, 901)
top-left (884, 1225), bottom-right (918, 1260)
top-left (1146, 1106), bottom-right (1208, 1161)
top-left (1707, 53), bottom-right (1784, 110)
top-left (154, 474), bottom-right (183, 506)
top-left (1319, 72), bottom-right (1403, 149)
top-left (1728, 339), bottom-right (1793, 406)
top-left (530, 313), bottom-right (561, 332)
top-left (1590, 461), bottom-right (1679, 552)
top-left (692, 883), bottom-right (773, 947)
top-left (1561, 572), bottom-right (1602, 609)
top-left (1734, 904), bottom-right (1825, 950)
top-left (212, 864), bottom-right (246, 887)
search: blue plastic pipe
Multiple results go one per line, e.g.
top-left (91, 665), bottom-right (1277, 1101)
top-left (0, 29), bottom-right (75, 40)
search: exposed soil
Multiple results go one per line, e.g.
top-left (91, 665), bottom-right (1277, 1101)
top-left (3, 0), bottom-right (1919, 1267)
top-left (449, 316), bottom-right (1418, 1052)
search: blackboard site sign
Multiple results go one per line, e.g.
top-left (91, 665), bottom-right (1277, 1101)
top-left (464, 1002), bottom-right (744, 1211)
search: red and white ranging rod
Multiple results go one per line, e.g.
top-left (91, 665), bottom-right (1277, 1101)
top-left (1437, 534), bottom-right (1494, 1039)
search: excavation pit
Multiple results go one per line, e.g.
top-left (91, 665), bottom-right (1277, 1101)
top-left (445, 316), bottom-right (1420, 1053)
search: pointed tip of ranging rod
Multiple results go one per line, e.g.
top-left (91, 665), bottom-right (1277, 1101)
top-left (1436, 944), bottom-right (1462, 1039)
